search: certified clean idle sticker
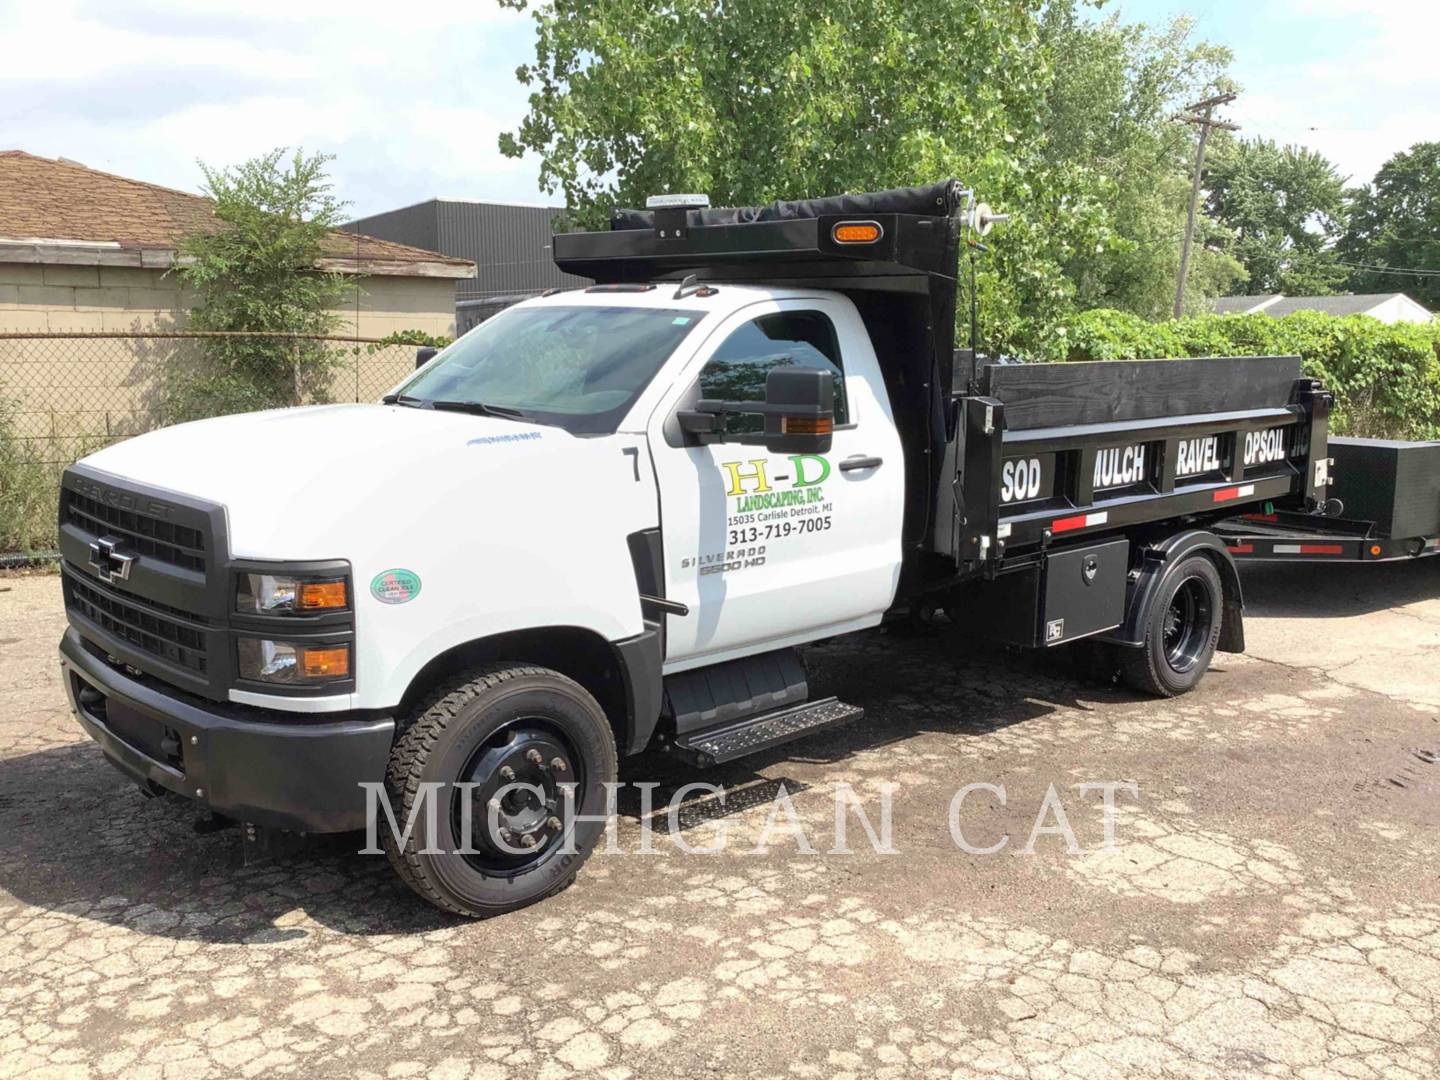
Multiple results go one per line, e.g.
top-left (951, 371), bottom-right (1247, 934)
top-left (371, 568), bottom-right (422, 605)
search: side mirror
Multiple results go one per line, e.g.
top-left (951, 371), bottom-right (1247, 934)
top-left (676, 367), bottom-right (834, 454)
top-left (415, 346), bottom-right (439, 370)
top-left (759, 366), bottom-right (834, 454)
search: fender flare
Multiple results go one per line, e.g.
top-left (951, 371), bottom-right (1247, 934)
top-left (1100, 530), bottom-right (1245, 654)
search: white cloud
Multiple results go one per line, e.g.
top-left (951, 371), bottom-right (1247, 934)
top-left (1228, 1), bottom-right (1439, 185)
top-left (0, 0), bottom-right (549, 215)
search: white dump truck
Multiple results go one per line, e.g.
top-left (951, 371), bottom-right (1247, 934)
top-left (58, 181), bottom-right (1334, 916)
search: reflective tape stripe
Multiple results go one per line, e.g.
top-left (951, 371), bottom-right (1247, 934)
top-left (1052, 510), bottom-right (1109, 534)
top-left (1273, 543), bottom-right (1345, 555)
top-left (1213, 483), bottom-right (1257, 503)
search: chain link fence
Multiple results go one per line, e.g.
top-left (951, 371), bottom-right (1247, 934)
top-left (0, 331), bottom-right (423, 557)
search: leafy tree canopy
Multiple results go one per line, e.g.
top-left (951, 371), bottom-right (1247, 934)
top-left (1041, 10), bottom-right (1242, 318)
top-left (1205, 137), bottom-right (1348, 297)
top-left (500, 0), bottom-right (1241, 358)
top-left (166, 149), bottom-right (352, 420)
top-left (1339, 141), bottom-right (1440, 309)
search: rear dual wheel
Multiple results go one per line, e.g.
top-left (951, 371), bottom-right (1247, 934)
top-left (1120, 554), bottom-right (1224, 697)
top-left (383, 664), bottom-right (616, 918)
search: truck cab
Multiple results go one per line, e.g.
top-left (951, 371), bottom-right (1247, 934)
top-left (59, 181), bottom-right (1333, 917)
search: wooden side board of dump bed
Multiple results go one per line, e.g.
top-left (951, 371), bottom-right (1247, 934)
top-left (978, 356), bottom-right (1305, 431)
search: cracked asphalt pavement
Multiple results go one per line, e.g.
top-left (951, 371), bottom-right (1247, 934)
top-left (2, 559), bottom-right (1439, 1079)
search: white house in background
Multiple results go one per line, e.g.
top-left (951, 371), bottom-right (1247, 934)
top-left (1210, 292), bottom-right (1433, 324)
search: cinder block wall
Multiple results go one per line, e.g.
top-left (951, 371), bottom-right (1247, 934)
top-left (0, 264), bottom-right (192, 332)
top-left (0, 264), bottom-right (457, 338)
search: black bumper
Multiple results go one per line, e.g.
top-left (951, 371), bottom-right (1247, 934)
top-left (60, 629), bottom-right (394, 833)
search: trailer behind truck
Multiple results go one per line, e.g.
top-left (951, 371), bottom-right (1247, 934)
top-left (58, 180), bottom-right (1334, 916)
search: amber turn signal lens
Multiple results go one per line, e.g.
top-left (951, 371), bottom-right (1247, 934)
top-left (299, 580), bottom-right (348, 609)
top-left (782, 415), bottom-right (835, 435)
top-left (832, 221), bottom-right (882, 244)
top-left (300, 646), bottom-right (350, 678)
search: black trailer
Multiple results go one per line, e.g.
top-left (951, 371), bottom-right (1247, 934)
top-left (556, 180), bottom-right (1336, 695)
top-left (1216, 436), bottom-right (1440, 563)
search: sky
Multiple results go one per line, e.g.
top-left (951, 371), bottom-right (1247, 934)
top-left (1, 0), bottom-right (1436, 222)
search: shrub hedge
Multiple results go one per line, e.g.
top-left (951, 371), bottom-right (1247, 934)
top-left (1061, 309), bottom-right (1440, 441)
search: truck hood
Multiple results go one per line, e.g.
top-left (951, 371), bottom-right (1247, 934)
top-left (79, 404), bottom-right (630, 557)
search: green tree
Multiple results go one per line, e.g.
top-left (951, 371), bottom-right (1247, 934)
top-left (499, 0), bottom-right (1122, 359)
top-left (162, 148), bottom-right (351, 422)
top-left (1339, 141), bottom-right (1440, 309)
top-left (500, 1), bottom-right (1241, 355)
top-left (1040, 11), bottom-right (1244, 318)
top-left (1204, 137), bottom-right (1348, 296)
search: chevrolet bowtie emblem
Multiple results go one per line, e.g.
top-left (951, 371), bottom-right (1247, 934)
top-left (88, 536), bottom-right (136, 584)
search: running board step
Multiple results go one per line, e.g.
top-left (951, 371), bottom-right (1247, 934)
top-left (667, 697), bottom-right (863, 768)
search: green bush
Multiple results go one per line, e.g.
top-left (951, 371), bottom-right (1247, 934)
top-left (1062, 310), bottom-right (1440, 440)
top-left (0, 394), bottom-right (62, 554)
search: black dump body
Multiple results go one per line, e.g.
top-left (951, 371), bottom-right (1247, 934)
top-left (940, 356), bottom-right (1333, 570)
top-left (552, 182), bottom-right (1335, 595)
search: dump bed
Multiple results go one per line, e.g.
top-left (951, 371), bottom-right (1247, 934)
top-left (935, 355), bottom-right (1334, 568)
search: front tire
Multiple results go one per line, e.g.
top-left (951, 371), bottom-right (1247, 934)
top-left (383, 664), bottom-right (617, 918)
top-left (1120, 555), bottom-right (1224, 697)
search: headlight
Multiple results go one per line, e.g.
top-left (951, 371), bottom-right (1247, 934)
top-left (236, 573), bottom-right (348, 615)
top-left (236, 639), bottom-right (351, 684)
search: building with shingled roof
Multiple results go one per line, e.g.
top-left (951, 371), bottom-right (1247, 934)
top-left (0, 150), bottom-right (475, 339)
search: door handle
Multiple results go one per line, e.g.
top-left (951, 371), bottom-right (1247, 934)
top-left (839, 455), bottom-right (883, 472)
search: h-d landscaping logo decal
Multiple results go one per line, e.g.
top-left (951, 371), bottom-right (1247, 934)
top-left (708, 455), bottom-right (837, 564)
top-left (371, 568), bottom-right (422, 605)
top-left (721, 454), bottom-right (830, 510)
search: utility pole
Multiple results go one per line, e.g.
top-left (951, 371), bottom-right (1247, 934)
top-left (1173, 92), bottom-right (1239, 319)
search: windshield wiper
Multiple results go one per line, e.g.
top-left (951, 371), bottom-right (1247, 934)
top-left (381, 393), bottom-right (425, 407)
top-left (429, 400), bottom-right (529, 421)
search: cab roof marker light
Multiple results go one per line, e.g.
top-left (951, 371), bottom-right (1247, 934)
top-left (832, 221), bottom-right (884, 244)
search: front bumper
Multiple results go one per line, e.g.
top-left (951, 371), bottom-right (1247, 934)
top-left (61, 629), bottom-right (394, 833)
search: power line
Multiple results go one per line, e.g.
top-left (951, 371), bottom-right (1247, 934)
top-left (1338, 260), bottom-right (1440, 277)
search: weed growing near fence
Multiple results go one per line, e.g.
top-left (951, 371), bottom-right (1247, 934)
top-left (0, 391), bottom-right (63, 554)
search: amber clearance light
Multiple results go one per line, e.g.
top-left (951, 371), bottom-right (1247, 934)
top-left (832, 221), bottom-right (883, 244)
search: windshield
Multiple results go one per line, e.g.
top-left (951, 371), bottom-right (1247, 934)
top-left (396, 304), bottom-right (706, 434)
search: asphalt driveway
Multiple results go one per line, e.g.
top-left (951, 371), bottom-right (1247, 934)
top-left (2, 559), bottom-right (1438, 1079)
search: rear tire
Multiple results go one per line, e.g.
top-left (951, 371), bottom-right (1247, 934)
top-left (1120, 555), bottom-right (1223, 697)
top-left (382, 664), bottom-right (617, 918)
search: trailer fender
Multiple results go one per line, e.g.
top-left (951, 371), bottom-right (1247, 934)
top-left (1101, 530), bottom-right (1245, 654)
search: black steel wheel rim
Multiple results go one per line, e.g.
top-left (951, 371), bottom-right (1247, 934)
top-left (449, 716), bottom-right (582, 876)
top-left (1162, 576), bottom-right (1213, 674)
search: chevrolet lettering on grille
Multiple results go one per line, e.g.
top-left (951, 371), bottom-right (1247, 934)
top-left (87, 536), bottom-right (136, 584)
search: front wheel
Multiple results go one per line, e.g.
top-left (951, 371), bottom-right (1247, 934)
top-left (1120, 555), bottom-right (1224, 697)
top-left (383, 664), bottom-right (617, 918)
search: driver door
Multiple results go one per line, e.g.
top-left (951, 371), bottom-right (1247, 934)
top-left (648, 298), bottom-right (905, 671)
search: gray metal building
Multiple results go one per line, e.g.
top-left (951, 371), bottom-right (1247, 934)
top-left (344, 199), bottom-right (589, 332)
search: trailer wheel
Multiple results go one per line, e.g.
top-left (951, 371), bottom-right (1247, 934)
top-left (1121, 555), bottom-right (1223, 697)
top-left (382, 664), bottom-right (617, 918)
